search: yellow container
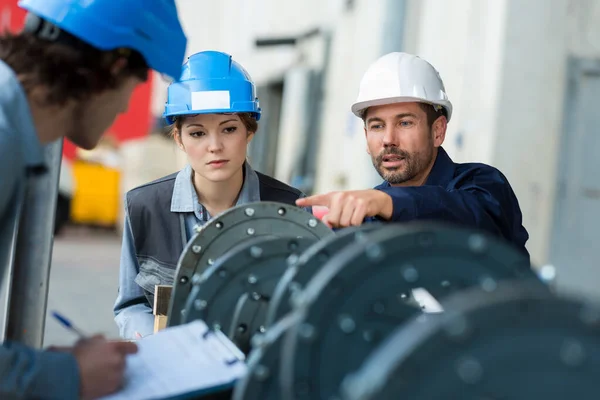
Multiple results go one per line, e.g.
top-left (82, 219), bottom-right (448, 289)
top-left (71, 160), bottom-right (120, 227)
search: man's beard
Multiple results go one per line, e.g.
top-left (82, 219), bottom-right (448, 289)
top-left (372, 141), bottom-right (434, 185)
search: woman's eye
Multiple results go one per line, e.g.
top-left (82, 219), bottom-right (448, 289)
top-left (189, 131), bottom-right (205, 137)
top-left (224, 126), bottom-right (238, 133)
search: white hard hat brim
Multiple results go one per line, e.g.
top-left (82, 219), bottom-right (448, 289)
top-left (351, 96), bottom-right (453, 121)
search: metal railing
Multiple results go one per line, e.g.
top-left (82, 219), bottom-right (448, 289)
top-left (3, 139), bottom-right (63, 348)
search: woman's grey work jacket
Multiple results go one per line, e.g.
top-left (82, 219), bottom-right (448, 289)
top-left (113, 162), bottom-right (306, 339)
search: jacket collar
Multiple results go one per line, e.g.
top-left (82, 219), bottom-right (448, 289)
top-left (424, 146), bottom-right (456, 186)
top-left (170, 161), bottom-right (260, 212)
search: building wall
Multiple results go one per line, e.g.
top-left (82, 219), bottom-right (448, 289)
top-left (313, 0), bottom-right (391, 193)
top-left (491, 0), bottom-right (570, 266)
top-left (153, 0), bottom-right (339, 169)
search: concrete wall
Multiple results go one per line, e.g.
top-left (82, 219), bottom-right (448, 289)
top-left (566, 0), bottom-right (600, 58)
top-left (492, 0), bottom-right (570, 266)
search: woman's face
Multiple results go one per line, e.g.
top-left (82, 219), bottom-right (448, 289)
top-left (175, 113), bottom-right (254, 182)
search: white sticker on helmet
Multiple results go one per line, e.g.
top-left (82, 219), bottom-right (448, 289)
top-left (191, 91), bottom-right (231, 111)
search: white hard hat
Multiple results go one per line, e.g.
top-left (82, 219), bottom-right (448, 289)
top-left (351, 52), bottom-right (453, 122)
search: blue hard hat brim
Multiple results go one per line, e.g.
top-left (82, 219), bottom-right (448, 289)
top-left (163, 107), bottom-right (261, 125)
top-left (163, 78), bottom-right (261, 123)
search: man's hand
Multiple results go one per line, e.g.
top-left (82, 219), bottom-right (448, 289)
top-left (296, 189), bottom-right (393, 228)
top-left (73, 334), bottom-right (138, 400)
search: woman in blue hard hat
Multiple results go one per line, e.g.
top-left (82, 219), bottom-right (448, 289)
top-left (113, 50), bottom-right (308, 340)
top-left (0, 0), bottom-right (187, 399)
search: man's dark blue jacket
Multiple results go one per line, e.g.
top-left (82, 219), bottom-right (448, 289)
top-left (370, 146), bottom-right (529, 258)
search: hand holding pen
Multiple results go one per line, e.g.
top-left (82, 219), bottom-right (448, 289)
top-left (51, 311), bottom-right (88, 339)
top-left (50, 310), bottom-right (139, 399)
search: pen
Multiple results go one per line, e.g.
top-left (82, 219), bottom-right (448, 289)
top-left (51, 311), bottom-right (87, 339)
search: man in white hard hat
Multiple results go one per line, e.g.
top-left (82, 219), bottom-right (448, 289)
top-left (297, 52), bottom-right (529, 256)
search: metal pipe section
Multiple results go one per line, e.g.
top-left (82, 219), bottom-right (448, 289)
top-left (0, 204), bottom-right (21, 342)
top-left (6, 139), bottom-right (63, 348)
top-left (381, 0), bottom-right (407, 54)
top-left (295, 31), bottom-right (332, 195)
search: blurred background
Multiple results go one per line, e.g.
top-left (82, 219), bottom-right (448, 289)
top-left (0, 0), bottom-right (597, 345)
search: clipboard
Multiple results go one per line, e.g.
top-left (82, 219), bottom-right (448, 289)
top-left (98, 321), bottom-right (247, 400)
top-left (203, 325), bottom-right (246, 366)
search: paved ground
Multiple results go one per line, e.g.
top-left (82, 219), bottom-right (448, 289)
top-left (43, 226), bottom-right (123, 347)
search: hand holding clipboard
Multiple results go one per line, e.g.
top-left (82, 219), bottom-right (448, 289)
top-left (98, 320), bottom-right (247, 400)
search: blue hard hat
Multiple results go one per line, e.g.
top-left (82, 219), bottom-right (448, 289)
top-left (163, 50), bottom-right (261, 124)
top-left (18, 0), bottom-right (188, 81)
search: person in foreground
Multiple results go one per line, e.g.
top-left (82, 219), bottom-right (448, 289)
top-left (113, 50), bottom-right (307, 340)
top-left (297, 52), bottom-right (529, 257)
top-left (0, 0), bottom-right (187, 399)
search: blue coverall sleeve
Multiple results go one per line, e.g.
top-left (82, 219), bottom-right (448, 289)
top-left (375, 173), bottom-right (529, 254)
top-left (0, 342), bottom-right (79, 399)
top-left (113, 209), bottom-right (155, 339)
top-left (377, 185), bottom-right (503, 235)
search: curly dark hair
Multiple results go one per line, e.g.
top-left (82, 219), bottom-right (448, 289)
top-left (0, 31), bottom-right (148, 106)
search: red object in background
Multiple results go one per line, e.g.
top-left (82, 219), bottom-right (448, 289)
top-left (0, 0), bottom-right (26, 33)
top-left (0, 0), bottom-right (153, 161)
